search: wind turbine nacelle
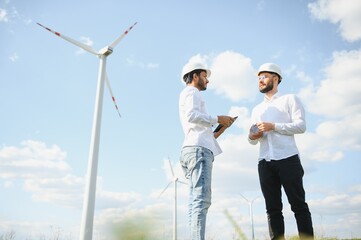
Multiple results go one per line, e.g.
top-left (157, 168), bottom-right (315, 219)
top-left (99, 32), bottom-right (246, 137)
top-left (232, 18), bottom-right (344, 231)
top-left (99, 46), bottom-right (113, 56)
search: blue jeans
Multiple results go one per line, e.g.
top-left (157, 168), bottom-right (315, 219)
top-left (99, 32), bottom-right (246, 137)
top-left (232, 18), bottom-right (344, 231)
top-left (180, 146), bottom-right (214, 240)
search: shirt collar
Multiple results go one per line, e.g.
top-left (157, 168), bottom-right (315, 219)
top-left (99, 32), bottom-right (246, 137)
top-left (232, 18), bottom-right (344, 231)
top-left (264, 92), bottom-right (280, 102)
top-left (187, 85), bottom-right (199, 92)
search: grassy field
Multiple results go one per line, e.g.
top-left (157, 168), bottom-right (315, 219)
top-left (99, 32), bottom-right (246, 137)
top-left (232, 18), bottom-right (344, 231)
top-left (1, 210), bottom-right (360, 240)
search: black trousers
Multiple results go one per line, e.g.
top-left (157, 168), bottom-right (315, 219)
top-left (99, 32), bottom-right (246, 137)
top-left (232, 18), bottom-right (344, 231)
top-left (258, 155), bottom-right (314, 240)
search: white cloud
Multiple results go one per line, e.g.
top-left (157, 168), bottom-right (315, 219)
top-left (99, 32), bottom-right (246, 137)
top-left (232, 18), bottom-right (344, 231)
top-left (297, 115), bottom-right (361, 164)
top-left (95, 204), bottom-right (171, 239)
top-left (316, 116), bottom-right (361, 150)
top-left (309, 185), bottom-right (361, 223)
top-left (3, 181), bottom-right (12, 188)
top-left (308, 0), bottom-right (361, 42)
top-left (210, 51), bottom-right (256, 102)
top-left (0, 140), bottom-right (146, 211)
top-left (146, 63), bottom-right (159, 69)
top-left (184, 51), bottom-right (257, 102)
top-left (96, 177), bottom-right (143, 209)
top-left (0, 140), bottom-right (70, 179)
top-left (125, 56), bottom-right (159, 70)
top-left (295, 70), bottom-right (313, 84)
top-left (0, 221), bottom-right (61, 240)
top-left (213, 131), bottom-right (262, 194)
top-left (126, 57), bottom-right (135, 65)
top-left (0, 6), bottom-right (32, 24)
top-left (9, 52), bottom-right (18, 62)
top-left (23, 174), bottom-right (84, 207)
top-left (0, 8), bottom-right (9, 22)
top-left (299, 48), bottom-right (361, 118)
top-left (228, 106), bottom-right (252, 130)
top-left (2, 136), bottom-right (360, 239)
top-left (295, 48), bottom-right (361, 162)
top-left (0, 141), bottom-right (84, 208)
top-left (21, 173), bottom-right (143, 210)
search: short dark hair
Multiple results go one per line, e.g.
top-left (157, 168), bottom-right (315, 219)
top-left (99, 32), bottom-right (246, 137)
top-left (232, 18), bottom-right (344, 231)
top-left (183, 69), bottom-right (205, 84)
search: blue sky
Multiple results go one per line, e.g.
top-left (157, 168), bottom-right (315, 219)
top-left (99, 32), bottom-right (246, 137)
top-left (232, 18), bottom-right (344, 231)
top-left (1, 0), bottom-right (361, 239)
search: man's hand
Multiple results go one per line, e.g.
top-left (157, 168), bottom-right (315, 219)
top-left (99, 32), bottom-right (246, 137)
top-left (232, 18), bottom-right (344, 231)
top-left (256, 122), bottom-right (275, 132)
top-left (217, 115), bottom-right (235, 128)
top-left (249, 124), bottom-right (263, 140)
top-left (248, 122), bottom-right (275, 140)
top-left (214, 116), bottom-right (237, 139)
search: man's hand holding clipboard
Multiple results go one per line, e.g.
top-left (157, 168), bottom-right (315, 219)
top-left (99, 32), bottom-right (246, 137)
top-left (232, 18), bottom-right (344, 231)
top-left (213, 116), bottom-right (238, 138)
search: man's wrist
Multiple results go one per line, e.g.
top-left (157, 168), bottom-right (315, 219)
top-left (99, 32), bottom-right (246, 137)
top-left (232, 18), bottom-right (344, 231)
top-left (210, 116), bottom-right (218, 126)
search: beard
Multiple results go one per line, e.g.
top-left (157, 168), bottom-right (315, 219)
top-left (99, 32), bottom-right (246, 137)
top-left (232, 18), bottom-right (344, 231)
top-left (197, 79), bottom-right (207, 91)
top-left (260, 80), bottom-right (274, 93)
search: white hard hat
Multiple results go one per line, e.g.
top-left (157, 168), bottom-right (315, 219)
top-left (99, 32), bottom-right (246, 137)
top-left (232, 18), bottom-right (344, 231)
top-left (258, 63), bottom-right (282, 80)
top-left (181, 62), bottom-right (211, 81)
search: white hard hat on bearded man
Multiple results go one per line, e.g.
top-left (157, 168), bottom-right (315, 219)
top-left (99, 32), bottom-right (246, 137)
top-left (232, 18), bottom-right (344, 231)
top-left (181, 62), bottom-right (211, 83)
top-left (257, 62), bottom-right (282, 80)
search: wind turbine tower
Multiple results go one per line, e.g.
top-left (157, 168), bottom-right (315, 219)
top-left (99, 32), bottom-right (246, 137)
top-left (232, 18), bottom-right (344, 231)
top-left (159, 158), bottom-right (187, 240)
top-left (240, 193), bottom-right (259, 240)
top-left (37, 22), bottom-right (137, 240)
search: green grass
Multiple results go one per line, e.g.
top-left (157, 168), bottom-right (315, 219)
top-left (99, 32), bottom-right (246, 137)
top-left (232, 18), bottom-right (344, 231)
top-left (224, 209), bottom-right (248, 240)
top-left (1, 210), bottom-right (360, 240)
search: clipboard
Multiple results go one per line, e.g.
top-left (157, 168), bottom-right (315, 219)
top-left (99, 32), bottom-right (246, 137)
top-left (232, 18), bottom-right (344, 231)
top-left (213, 116), bottom-right (238, 133)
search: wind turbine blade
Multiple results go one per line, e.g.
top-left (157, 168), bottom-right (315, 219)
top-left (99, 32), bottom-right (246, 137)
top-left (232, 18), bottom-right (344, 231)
top-left (105, 73), bottom-right (121, 118)
top-left (178, 180), bottom-right (188, 185)
top-left (37, 22), bottom-right (98, 55)
top-left (158, 181), bottom-right (172, 198)
top-left (109, 22), bottom-right (137, 49)
top-left (239, 193), bottom-right (249, 203)
top-left (168, 158), bottom-right (175, 177)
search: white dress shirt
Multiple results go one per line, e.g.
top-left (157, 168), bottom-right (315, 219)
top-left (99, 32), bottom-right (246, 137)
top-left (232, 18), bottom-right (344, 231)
top-left (179, 86), bottom-right (222, 156)
top-left (249, 93), bottom-right (306, 161)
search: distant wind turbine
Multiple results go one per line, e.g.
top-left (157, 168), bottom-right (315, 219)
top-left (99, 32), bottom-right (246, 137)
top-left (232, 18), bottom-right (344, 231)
top-left (37, 22), bottom-right (137, 240)
top-left (159, 158), bottom-right (187, 240)
top-left (240, 193), bottom-right (259, 240)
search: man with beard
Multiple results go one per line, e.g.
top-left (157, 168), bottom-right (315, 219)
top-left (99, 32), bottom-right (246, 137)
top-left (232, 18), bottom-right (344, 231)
top-left (179, 62), bottom-right (235, 240)
top-left (248, 63), bottom-right (314, 240)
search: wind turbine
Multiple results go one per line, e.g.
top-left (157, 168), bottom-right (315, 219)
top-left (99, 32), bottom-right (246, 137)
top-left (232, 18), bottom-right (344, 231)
top-left (240, 193), bottom-right (259, 240)
top-left (159, 158), bottom-right (187, 240)
top-left (37, 22), bottom-right (137, 240)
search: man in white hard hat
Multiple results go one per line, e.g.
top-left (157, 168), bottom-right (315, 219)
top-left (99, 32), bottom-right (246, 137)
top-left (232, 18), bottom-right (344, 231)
top-left (248, 63), bottom-right (314, 240)
top-left (179, 61), bottom-right (235, 240)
